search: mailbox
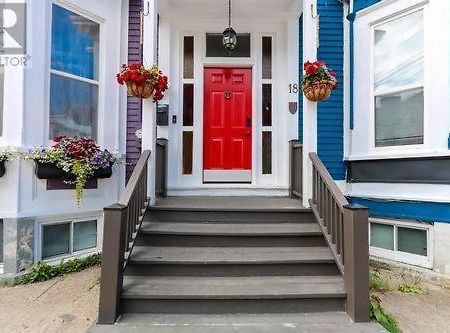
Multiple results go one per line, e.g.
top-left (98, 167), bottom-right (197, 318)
top-left (157, 104), bottom-right (169, 126)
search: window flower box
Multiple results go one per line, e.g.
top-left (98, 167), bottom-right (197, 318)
top-left (0, 160), bottom-right (5, 178)
top-left (0, 150), bottom-right (12, 178)
top-left (26, 136), bottom-right (120, 205)
top-left (35, 161), bottom-right (112, 181)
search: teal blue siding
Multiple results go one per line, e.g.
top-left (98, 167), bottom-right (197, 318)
top-left (299, 15), bottom-right (303, 143)
top-left (350, 197), bottom-right (450, 223)
top-left (353, 0), bottom-right (381, 12)
top-left (317, 1), bottom-right (345, 180)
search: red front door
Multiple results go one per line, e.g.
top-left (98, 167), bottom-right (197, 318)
top-left (203, 68), bottom-right (252, 183)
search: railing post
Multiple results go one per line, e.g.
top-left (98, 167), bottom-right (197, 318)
top-left (342, 204), bottom-right (370, 323)
top-left (98, 204), bottom-right (127, 324)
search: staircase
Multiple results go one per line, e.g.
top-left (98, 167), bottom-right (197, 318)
top-left (94, 152), bottom-right (382, 332)
top-left (120, 197), bottom-right (345, 315)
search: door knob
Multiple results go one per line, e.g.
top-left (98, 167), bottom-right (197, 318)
top-left (245, 131), bottom-right (251, 136)
top-left (246, 117), bottom-right (252, 127)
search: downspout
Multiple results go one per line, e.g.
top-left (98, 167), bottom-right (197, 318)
top-left (347, 11), bottom-right (356, 130)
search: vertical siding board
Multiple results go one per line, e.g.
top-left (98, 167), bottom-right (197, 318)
top-left (126, 0), bottom-right (143, 182)
top-left (317, 1), bottom-right (345, 180)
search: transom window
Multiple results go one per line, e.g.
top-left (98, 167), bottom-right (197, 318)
top-left (205, 33), bottom-right (251, 58)
top-left (373, 10), bottom-right (424, 147)
top-left (49, 4), bottom-right (100, 139)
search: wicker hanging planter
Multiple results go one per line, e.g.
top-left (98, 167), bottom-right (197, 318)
top-left (302, 80), bottom-right (335, 102)
top-left (126, 81), bottom-right (154, 99)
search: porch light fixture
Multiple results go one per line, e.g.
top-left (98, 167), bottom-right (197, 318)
top-left (222, 0), bottom-right (237, 52)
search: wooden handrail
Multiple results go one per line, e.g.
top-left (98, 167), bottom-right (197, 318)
top-left (98, 150), bottom-right (151, 324)
top-left (309, 153), bottom-right (348, 208)
top-left (309, 152), bottom-right (369, 323)
top-left (119, 150), bottom-right (151, 205)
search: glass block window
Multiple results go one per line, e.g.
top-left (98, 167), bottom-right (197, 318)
top-left (369, 219), bottom-right (431, 268)
top-left (206, 33), bottom-right (251, 58)
top-left (373, 10), bottom-right (424, 147)
top-left (183, 36), bottom-right (194, 79)
top-left (43, 223), bottom-right (71, 259)
top-left (42, 220), bottom-right (98, 260)
top-left (50, 4), bottom-right (100, 139)
top-left (370, 223), bottom-right (394, 250)
top-left (73, 220), bottom-right (97, 252)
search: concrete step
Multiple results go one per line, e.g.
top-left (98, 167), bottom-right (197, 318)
top-left (89, 313), bottom-right (386, 333)
top-left (128, 246), bottom-right (334, 265)
top-left (121, 276), bottom-right (346, 314)
top-left (135, 222), bottom-right (325, 247)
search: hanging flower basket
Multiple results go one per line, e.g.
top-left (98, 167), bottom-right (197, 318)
top-left (117, 63), bottom-right (169, 102)
top-left (301, 61), bottom-right (338, 102)
top-left (302, 80), bottom-right (335, 102)
top-left (126, 81), bottom-right (154, 99)
top-left (25, 136), bottom-right (120, 206)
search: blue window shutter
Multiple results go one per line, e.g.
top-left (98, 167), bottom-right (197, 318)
top-left (299, 15), bottom-right (303, 143)
top-left (317, 1), bottom-right (345, 180)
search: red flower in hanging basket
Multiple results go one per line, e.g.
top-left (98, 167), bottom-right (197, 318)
top-left (301, 61), bottom-right (338, 102)
top-left (117, 63), bottom-right (169, 102)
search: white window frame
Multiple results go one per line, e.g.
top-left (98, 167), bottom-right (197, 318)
top-left (48, 1), bottom-right (101, 140)
top-left (370, 7), bottom-right (425, 150)
top-left (38, 217), bottom-right (100, 264)
top-left (369, 217), bottom-right (433, 269)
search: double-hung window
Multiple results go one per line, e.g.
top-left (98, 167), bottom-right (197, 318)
top-left (49, 4), bottom-right (100, 139)
top-left (373, 9), bottom-right (424, 147)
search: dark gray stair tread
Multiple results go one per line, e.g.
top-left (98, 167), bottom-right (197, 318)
top-left (130, 246), bottom-right (334, 264)
top-left (150, 196), bottom-right (309, 212)
top-left (140, 222), bottom-right (321, 236)
top-left (121, 276), bottom-right (345, 299)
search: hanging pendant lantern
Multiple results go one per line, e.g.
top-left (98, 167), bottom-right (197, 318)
top-left (223, 0), bottom-right (237, 51)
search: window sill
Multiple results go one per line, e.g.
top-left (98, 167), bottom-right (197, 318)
top-left (346, 149), bottom-right (450, 161)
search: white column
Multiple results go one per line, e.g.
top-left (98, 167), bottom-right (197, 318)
top-left (302, 0), bottom-right (318, 208)
top-left (142, 0), bottom-right (158, 204)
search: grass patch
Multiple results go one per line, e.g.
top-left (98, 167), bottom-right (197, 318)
top-left (15, 253), bottom-right (101, 285)
top-left (398, 274), bottom-right (423, 294)
top-left (370, 295), bottom-right (400, 333)
top-left (370, 270), bottom-right (391, 292)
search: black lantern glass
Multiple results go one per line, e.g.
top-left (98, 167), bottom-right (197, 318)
top-left (222, 0), bottom-right (237, 51)
top-left (223, 27), bottom-right (237, 51)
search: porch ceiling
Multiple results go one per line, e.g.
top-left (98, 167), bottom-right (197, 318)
top-left (160, 0), bottom-right (302, 21)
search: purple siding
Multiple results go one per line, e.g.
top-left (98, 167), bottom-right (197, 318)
top-left (126, 0), bottom-right (143, 182)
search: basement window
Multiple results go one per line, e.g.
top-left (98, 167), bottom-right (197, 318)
top-left (369, 218), bottom-right (432, 268)
top-left (42, 219), bottom-right (98, 260)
